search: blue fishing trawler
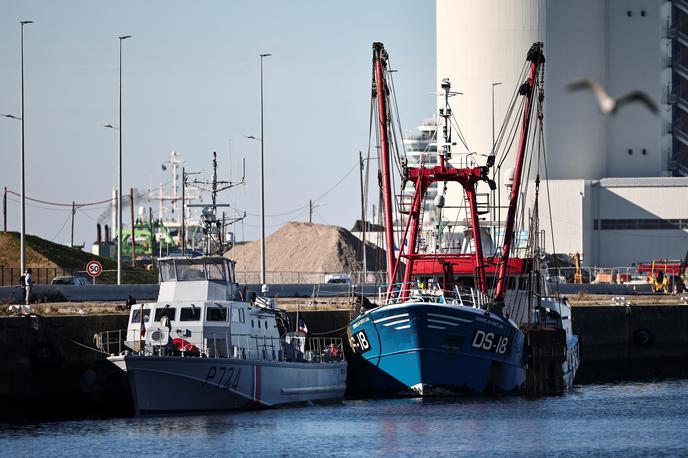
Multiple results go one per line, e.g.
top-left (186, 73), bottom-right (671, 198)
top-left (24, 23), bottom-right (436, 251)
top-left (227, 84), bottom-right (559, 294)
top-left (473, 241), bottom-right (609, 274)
top-left (347, 42), bottom-right (551, 396)
top-left (348, 287), bottom-right (526, 395)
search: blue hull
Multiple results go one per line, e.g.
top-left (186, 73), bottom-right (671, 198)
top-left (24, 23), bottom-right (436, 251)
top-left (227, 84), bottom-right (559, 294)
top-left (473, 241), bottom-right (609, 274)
top-left (346, 302), bottom-right (526, 396)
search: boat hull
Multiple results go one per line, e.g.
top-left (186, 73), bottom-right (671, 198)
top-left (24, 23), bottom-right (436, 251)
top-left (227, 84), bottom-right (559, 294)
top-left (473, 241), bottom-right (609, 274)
top-left (109, 355), bottom-right (346, 415)
top-left (564, 335), bottom-right (580, 391)
top-left (347, 303), bottom-right (526, 397)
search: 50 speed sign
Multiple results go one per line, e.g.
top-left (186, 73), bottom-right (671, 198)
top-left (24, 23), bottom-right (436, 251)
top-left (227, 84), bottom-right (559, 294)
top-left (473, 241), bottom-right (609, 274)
top-left (86, 260), bottom-right (103, 278)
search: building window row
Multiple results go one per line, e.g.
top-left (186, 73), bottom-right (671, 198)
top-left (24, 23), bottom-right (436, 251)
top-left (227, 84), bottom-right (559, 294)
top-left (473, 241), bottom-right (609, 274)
top-left (594, 218), bottom-right (688, 231)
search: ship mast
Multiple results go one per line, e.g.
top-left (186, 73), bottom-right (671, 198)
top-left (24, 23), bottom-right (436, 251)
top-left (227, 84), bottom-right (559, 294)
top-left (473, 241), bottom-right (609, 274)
top-left (494, 42), bottom-right (545, 302)
top-left (186, 152), bottom-right (246, 256)
top-left (372, 42), bottom-right (496, 300)
top-left (372, 42), bottom-right (397, 287)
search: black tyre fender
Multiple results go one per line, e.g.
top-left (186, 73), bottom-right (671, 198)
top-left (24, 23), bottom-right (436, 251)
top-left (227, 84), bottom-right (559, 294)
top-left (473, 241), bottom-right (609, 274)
top-left (29, 342), bottom-right (64, 370)
top-left (633, 328), bottom-right (655, 347)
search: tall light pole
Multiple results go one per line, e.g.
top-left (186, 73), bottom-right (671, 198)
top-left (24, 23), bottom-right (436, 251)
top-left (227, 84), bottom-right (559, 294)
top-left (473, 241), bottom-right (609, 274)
top-left (259, 53), bottom-right (271, 286)
top-left (117, 35), bottom-right (131, 285)
top-left (491, 82), bottom-right (501, 238)
top-left (19, 20), bottom-right (33, 275)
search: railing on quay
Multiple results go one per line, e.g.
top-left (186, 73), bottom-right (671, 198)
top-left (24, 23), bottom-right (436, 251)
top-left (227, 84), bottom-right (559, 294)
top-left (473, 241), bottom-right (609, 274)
top-left (234, 270), bottom-right (388, 285)
top-left (0, 266), bottom-right (158, 286)
top-left (545, 266), bottom-right (648, 284)
top-left (5, 265), bottom-right (663, 288)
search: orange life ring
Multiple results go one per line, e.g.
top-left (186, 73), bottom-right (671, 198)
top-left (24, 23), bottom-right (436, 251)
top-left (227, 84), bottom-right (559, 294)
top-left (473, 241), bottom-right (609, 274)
top-left (172, 338), bottom-right (199, 353)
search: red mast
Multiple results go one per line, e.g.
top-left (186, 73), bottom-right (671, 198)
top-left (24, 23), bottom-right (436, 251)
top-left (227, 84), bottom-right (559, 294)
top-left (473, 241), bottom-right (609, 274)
top-left (372, 42), bottom-right (397, 287)
top-left (494, 42), bottom-right (545, 302)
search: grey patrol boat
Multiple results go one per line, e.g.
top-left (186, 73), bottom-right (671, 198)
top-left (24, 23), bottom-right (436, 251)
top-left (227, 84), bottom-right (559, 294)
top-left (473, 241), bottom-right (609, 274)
top-left (96, 154), bottom-right (346, 415)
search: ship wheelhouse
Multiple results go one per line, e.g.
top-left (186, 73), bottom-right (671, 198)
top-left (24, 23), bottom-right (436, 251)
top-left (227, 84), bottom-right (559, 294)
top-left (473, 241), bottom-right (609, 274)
top-left (157, 256), bottom-right (238, 303)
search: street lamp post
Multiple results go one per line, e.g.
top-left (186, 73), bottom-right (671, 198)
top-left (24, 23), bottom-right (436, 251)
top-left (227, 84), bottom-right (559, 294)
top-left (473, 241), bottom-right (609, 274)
top-left (117, 35), bottom-right (131, 285)
top-left (19, 20), bottom-right (33, 275)
top-left (259, 53), bottom-right (271, 286)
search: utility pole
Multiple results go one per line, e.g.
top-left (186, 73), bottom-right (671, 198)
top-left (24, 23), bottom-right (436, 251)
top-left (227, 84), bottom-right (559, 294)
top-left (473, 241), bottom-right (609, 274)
top-left (309, 199), bottom-right (313, 223)
top-left (130, 188), bottom-right (135, 267)
top-left (70, 201), bottom-right (75, 247)
top-left (3, 187), bottom-right (6, 232)
top-left (149, 206), bottom-right (154, 260)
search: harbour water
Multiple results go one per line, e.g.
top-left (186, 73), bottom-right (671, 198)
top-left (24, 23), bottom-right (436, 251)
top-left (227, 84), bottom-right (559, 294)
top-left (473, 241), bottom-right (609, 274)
top-left (2, 379), bottom-right (687, 457)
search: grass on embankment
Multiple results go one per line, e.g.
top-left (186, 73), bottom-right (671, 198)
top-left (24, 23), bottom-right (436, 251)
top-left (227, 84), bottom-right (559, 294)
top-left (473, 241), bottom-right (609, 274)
top-left (0, 231), bottom-right (158, 284)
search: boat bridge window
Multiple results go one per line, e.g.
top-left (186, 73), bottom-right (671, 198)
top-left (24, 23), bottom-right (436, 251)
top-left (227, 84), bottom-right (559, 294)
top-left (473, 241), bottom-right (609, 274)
top-left (160, 261), bottom-right (176, 282)
top-left (180, 306), bottom-right (201, 321)
top-left (166, 259), bottom-right (230, 282)
top-left (206, 261), bottom-right (227, 281)
top-left (207, 305), bottom-right (228, 322)
top-left (131, 308), bottom-right (150, 324)
top-left (176, 262), bottom-right (206, 281)
top-left (154, 306), bottom-right (176, 322)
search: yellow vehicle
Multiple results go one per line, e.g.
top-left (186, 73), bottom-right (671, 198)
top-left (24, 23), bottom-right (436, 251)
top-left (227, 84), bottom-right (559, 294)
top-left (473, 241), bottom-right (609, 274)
top-left (573, 252), bottom-right (583, 284)
top-left (649, 261), bottom-right (670, 293)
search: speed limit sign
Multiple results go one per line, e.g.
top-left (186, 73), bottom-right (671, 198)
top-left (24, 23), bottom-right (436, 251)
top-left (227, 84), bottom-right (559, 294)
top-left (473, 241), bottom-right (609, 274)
top-left (86, 260), bottom-right (103, 278)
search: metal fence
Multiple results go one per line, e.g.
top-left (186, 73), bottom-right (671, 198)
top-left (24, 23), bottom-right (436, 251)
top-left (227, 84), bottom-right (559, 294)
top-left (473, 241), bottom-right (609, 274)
top-left (0, 267), bottom-right (79, 286)
top-left (545, 266), bottom-right (645, 284)
top-left (2, 265), bottom-right (659, 287)
top-left (234, 271), bottom-right (388, 285)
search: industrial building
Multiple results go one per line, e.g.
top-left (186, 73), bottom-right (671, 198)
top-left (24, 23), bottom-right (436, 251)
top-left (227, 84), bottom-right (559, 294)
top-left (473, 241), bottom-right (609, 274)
top-left (436, 0), bottom-right (688, 267)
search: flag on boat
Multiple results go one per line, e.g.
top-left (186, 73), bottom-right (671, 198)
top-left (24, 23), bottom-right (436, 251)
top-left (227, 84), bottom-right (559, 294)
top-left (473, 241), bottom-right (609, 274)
top-left (140, 304), bottom-right (146, 337)
top-left (298, 318), bottom-right (308, 334)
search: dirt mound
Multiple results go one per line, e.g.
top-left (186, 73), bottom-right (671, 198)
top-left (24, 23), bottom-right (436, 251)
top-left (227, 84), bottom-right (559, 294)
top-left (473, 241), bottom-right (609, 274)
top-left (227, 222), bottom-right (386, 274)
top-left (0, 232), bottom-right (116, 269)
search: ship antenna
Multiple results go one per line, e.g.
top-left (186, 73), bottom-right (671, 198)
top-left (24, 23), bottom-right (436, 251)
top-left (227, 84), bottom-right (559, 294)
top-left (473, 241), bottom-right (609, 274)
top-left (186, 152), bottom-right (246, 256)
top-left (437, 78), bottom-right (461, 165)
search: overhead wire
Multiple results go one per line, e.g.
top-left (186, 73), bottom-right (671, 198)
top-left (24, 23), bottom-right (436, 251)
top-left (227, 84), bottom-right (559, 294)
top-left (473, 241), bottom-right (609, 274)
top-left (4, 178), bottom-right (174, 212)
top-left (50, 212), bottom-right (73, 242)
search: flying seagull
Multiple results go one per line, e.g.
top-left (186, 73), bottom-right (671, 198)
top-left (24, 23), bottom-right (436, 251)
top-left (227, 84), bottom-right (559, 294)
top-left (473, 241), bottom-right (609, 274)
top-left (567, 79), bottom-right (658, 115)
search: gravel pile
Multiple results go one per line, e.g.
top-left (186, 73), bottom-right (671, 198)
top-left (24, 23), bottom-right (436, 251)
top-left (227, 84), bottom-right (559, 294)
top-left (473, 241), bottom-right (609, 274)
top-left (226, 222), bottom-right (386, 274)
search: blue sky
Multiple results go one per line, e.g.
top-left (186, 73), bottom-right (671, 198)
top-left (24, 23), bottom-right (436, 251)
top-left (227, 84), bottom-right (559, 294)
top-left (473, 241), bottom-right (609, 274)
top-left (0, 0), bottom-right (435, 247)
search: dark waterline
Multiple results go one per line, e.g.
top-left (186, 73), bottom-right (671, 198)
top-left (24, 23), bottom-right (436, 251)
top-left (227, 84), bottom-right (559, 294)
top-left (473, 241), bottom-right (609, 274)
top-left (2, 380), bottom-right (688, 457)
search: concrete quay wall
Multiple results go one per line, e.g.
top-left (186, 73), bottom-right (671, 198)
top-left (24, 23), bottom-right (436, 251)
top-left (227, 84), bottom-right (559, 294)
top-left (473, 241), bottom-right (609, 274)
top-left (573, 304), bottom-right (688, 382)
top-left (1, 304), bottom-right (687, 420)
top-left (0, 314), bottom-right (131, 421)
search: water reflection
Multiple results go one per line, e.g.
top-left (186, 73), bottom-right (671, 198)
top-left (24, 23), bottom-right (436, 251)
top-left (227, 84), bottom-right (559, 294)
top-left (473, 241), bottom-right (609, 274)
top-left (1, 380), bottom-right (687, 457)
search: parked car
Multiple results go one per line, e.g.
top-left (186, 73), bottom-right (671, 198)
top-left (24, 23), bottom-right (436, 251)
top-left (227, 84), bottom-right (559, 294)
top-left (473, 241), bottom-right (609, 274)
top-left (51, 276), bottom-right (91, 286)
top-left (324, 273), bottom-right (352, 285)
